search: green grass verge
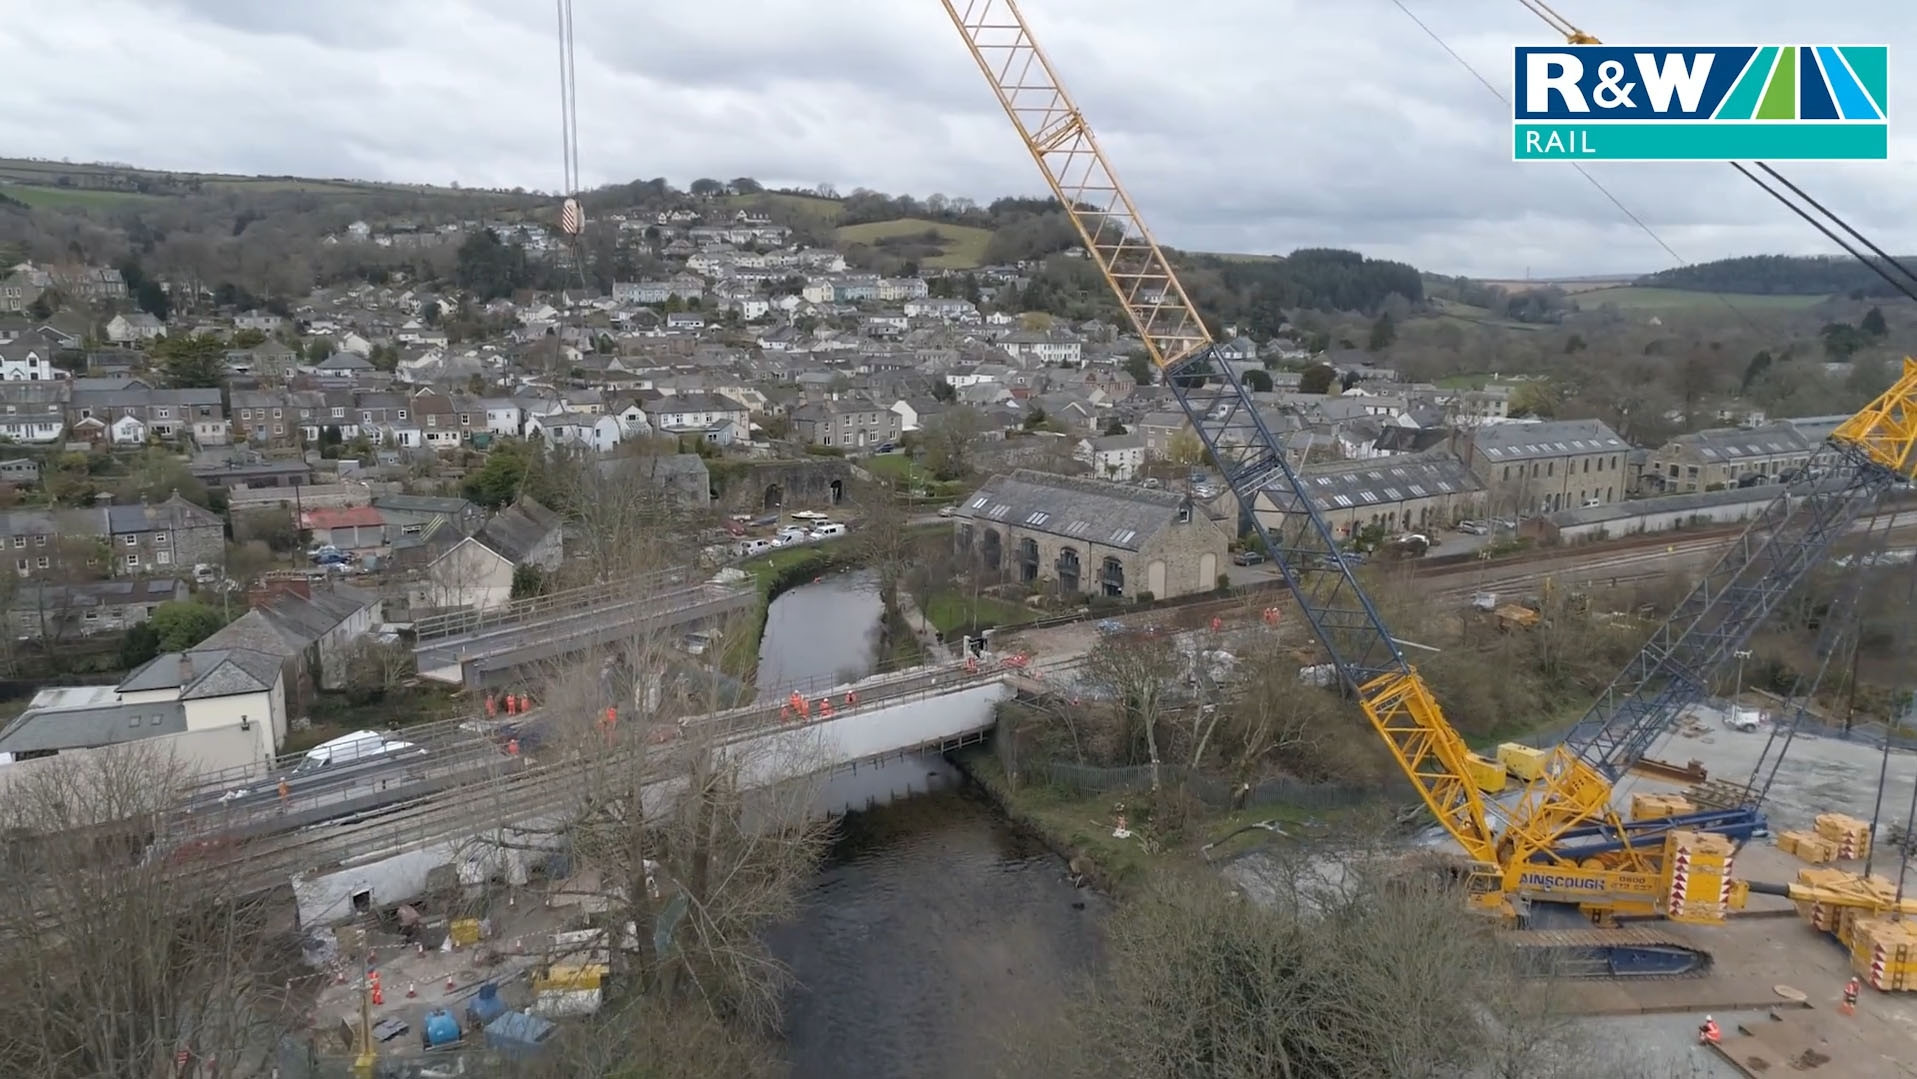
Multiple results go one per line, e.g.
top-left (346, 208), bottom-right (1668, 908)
top-left (921, 589), bottom-right (1037, 636)
top-left (833, 218), bottom-right (993, 269)
top-left (962, 753), bottom-right (1335, 891)
top-left (3, 185), bottom-right (163, 210)
top-left (1576, 286), bottom-right (1827, 312)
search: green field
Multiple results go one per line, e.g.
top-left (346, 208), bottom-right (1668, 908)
top-left (721, 192), bottom-right (846, 228)
top-left (834, 217), bottom-right (994, 269)
top-left (1, 185), bottom-right (163, 210)
top-left (1575, 286), bottom-right (1828, 312)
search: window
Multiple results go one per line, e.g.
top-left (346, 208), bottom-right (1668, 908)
top-left (397, 409), bottom-right (408, 420)
top-left (154, 407), bottom-right (171, 419)
top-left (124, 535), bottom-right (137, 546)
top-left (34, 556), bottom-right (46, 569)
top-left (125, 553), bottom-right (139, 567)
top-left (156, 551), bottom-right (171, 565)
top-left (273, 408), bottom-right (283, 418)
top-left (33, 535), bottom-right (43, 547)
top-left (9, 536), bottom-right (20, 549)
top-left (332, 407), bottom-right (346, 418)
top-left (155, 531), bottom-right (169, 545)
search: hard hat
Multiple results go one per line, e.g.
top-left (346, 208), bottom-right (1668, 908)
top-left (1703, 1015), bottom-right (1713, 1022)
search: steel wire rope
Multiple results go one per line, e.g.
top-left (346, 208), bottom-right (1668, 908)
top-left (1511, 2), bottom-right (1917, 306)
top-left (1388, 0), bottom-right (1767, 335)
top-left (1858, 550), bottom-right (1917, 879)
top-left (1745, 505), bottom-right (1902, 805)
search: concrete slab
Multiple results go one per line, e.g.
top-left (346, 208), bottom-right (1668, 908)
top-left (1581, 715), bottom-right (1917, 1073)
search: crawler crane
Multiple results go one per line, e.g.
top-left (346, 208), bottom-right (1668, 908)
top-left (935, 0), bottom-right (1917, 973)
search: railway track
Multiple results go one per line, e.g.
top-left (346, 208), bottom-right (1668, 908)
top-left (164, 661), bottom-right (1012, 895)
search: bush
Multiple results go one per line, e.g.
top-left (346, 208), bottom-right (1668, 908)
top-left (1133, 591), bottom-right (1155, 605)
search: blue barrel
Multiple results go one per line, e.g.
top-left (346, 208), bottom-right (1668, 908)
top-left (421, 1008), bottom-right (461, 1048)
top-left (467, 982), bottom-right (507, 1025)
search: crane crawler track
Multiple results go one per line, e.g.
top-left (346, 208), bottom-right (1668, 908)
top-left (1503, 926), bottom-right (1713, 979)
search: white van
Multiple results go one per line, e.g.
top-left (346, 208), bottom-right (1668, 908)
top-left (292, 729), bottom-right (419, 775)
top-left (738, 537), bottom-right (773, 557)
top-left (774, 526), bottom-right (811, 547)
top-left (810, 523), bottom-right (847, 540)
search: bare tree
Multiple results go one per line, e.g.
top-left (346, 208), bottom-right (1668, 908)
top-left (559, 454), bottom-right (701, 587)
top-left (1015, 835), bottom-right (1701, 1079)
top-left (1083, 631), bottom-right (1184, 789)
top-left (0, 744), bottom-right (299, 1078)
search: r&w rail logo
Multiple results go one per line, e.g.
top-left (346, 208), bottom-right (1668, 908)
top-left (1513, 46), bottom-right (1888, 161)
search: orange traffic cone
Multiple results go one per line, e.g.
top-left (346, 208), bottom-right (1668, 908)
top-left (406, 981), bottom-right (417, 999)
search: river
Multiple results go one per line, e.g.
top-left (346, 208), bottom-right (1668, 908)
top-left (755, 573), bottom-right (1105, 1079)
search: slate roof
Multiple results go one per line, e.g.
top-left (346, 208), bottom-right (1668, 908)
top-left (955, 470), bottom-right (1191, 553)
top-left (106, 494), bottom-right (222, 534)
top-left (1295, 449), bottom-right (1483, 512)
top-left (474, 499), bottom-right (560, 562)
top-left (119, 647), bottom-right (281, 698)
top-left (0, 698), bottom-right (186, 755)
top-left (1661, 422), bottom-right (1816, 462)
top-left (197, 583), bottom-right (378, 659)
top-left (374, 494), bottom-right (474, 516)
top-left (1471, 419), bottom-right (1628, 463)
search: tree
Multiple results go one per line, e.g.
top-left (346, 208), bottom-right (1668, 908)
top-left (150, 333), bottom-right (226, 389)
top-left (728, 177), bottom-right (764, 194)
top-left (921, 406), bottom-right (985, 480)
top-left (1367, 311), bottom-right (1396, 351)
top-left (1507, 381), bottom-right (1560, 419)
top-left (1117, 349), bottom-right (1154, 387)
top-left (1084, 632), bottom-right (1183, 789)
top-left (1021, 858), bottom-right (1660, 1079)
top-left (930, 378), bottom-right (957, 403)
top-left (1298, 363), bottom-right (1337, 395)
top-left (230, 327), bottom-right (267, 349)
top-left (1242, 368), bottom-right (1273, 393)
top-left (147, 600), bottom-right (224, 652)
top-left (689, 178), bottom-right (726, 197)
top-left (341, 638), bottom-right (415, 706)
top-left (1862, 306), bottom-right (1889, 337)
top-left (463, 440), bottom-right (533, 508)
top-left (117, 621), bottom-right (160, 669)
top-left (1165, 428), bottom-right (1206, 468)
top-left (0, 746), bottom-right (299, 1077)
top-left (1103, 418), bottom-right (1128, 436)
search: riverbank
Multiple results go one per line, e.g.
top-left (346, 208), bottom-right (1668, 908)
top-left (955, 749), bottom-right (1328, 893)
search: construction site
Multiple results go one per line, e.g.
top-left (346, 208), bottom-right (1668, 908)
top-left (6, 2), bottom-right (1917, 1078)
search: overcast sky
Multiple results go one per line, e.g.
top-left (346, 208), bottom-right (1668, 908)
top-left (3, 0), bottom-right (1910, 278)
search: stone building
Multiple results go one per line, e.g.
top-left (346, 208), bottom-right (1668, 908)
top-left (789, 399), bottom-right (902, 452)
top-left (951, 470), bottom-right (1230, 601)
top-left (1641, 416), bottom-right (1843, 494)
top-left (1285, 449), bottom-right (1487, 540)
top-left (1464, 419), bottom-right (1631, 516)
top-left (107, 495), bottom-right (226, 577)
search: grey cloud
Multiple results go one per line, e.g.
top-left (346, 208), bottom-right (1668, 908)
top-left (0, 0), bottom-right (1908, 277)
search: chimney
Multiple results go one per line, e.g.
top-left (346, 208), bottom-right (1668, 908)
top-left (177, 653), bottom-right (194, 685)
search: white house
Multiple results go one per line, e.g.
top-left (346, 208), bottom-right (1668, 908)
top-left (110, 414), bottom-right (148, 445)
top-left (645, 393), bottom-right (749, 432)
top-left (423, 500), bottom-right (562, 612)
top-left (105, 313), bottom-right (166, 346)
top-left (0, 344), bottom-right (56, 381)
top-left (115, 649), bottom-right (289, 763)
top-left (1077, 433), bottom-right (1146, 482)
top-left (478, 398), bottom-right (524, 438)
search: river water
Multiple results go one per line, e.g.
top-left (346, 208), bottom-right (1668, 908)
top-left (755, 574), bottom-right (1105, 1079)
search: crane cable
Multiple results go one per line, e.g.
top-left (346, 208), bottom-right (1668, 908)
top-left (1514, 2), bottom-right (1917, 308)
top-left (555, 0), bottom-right (589, 298)
top-left (1387, 0), bottom-right (1764, 335)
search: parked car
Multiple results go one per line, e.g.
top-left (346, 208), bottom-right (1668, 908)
top-left (1456, 520), bottom-right (1488, 535)
top-left (937, 505), bottom-right (958, 517)
top-left (1231, 549), bottom-right (1266, 566)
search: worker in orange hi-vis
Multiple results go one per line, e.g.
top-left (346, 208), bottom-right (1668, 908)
top-left (277, 778), bottom-right (291, 813)
top-left (1697, 1015), bottom-right (1720, 1045)
top-left (484, 694), bottom-right (497, 718)
top-left (504, 693), bottom-right (518, 716)
top-left (1843, 977), bottom-right (1861, 1014)
top-left (517, 693), bottom-right (531, 714)
top-left (818, 697), bottom-right (834, 718)
top-left (845, 689), bottom-right (858, 707)
top-left (506, 737), bottom-right (519, 757)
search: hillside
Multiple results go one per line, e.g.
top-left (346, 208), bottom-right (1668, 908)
top-left (1634, 253), bottom-right (1912, 298)
top-left (0, 156), bottom-right (517, 206)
